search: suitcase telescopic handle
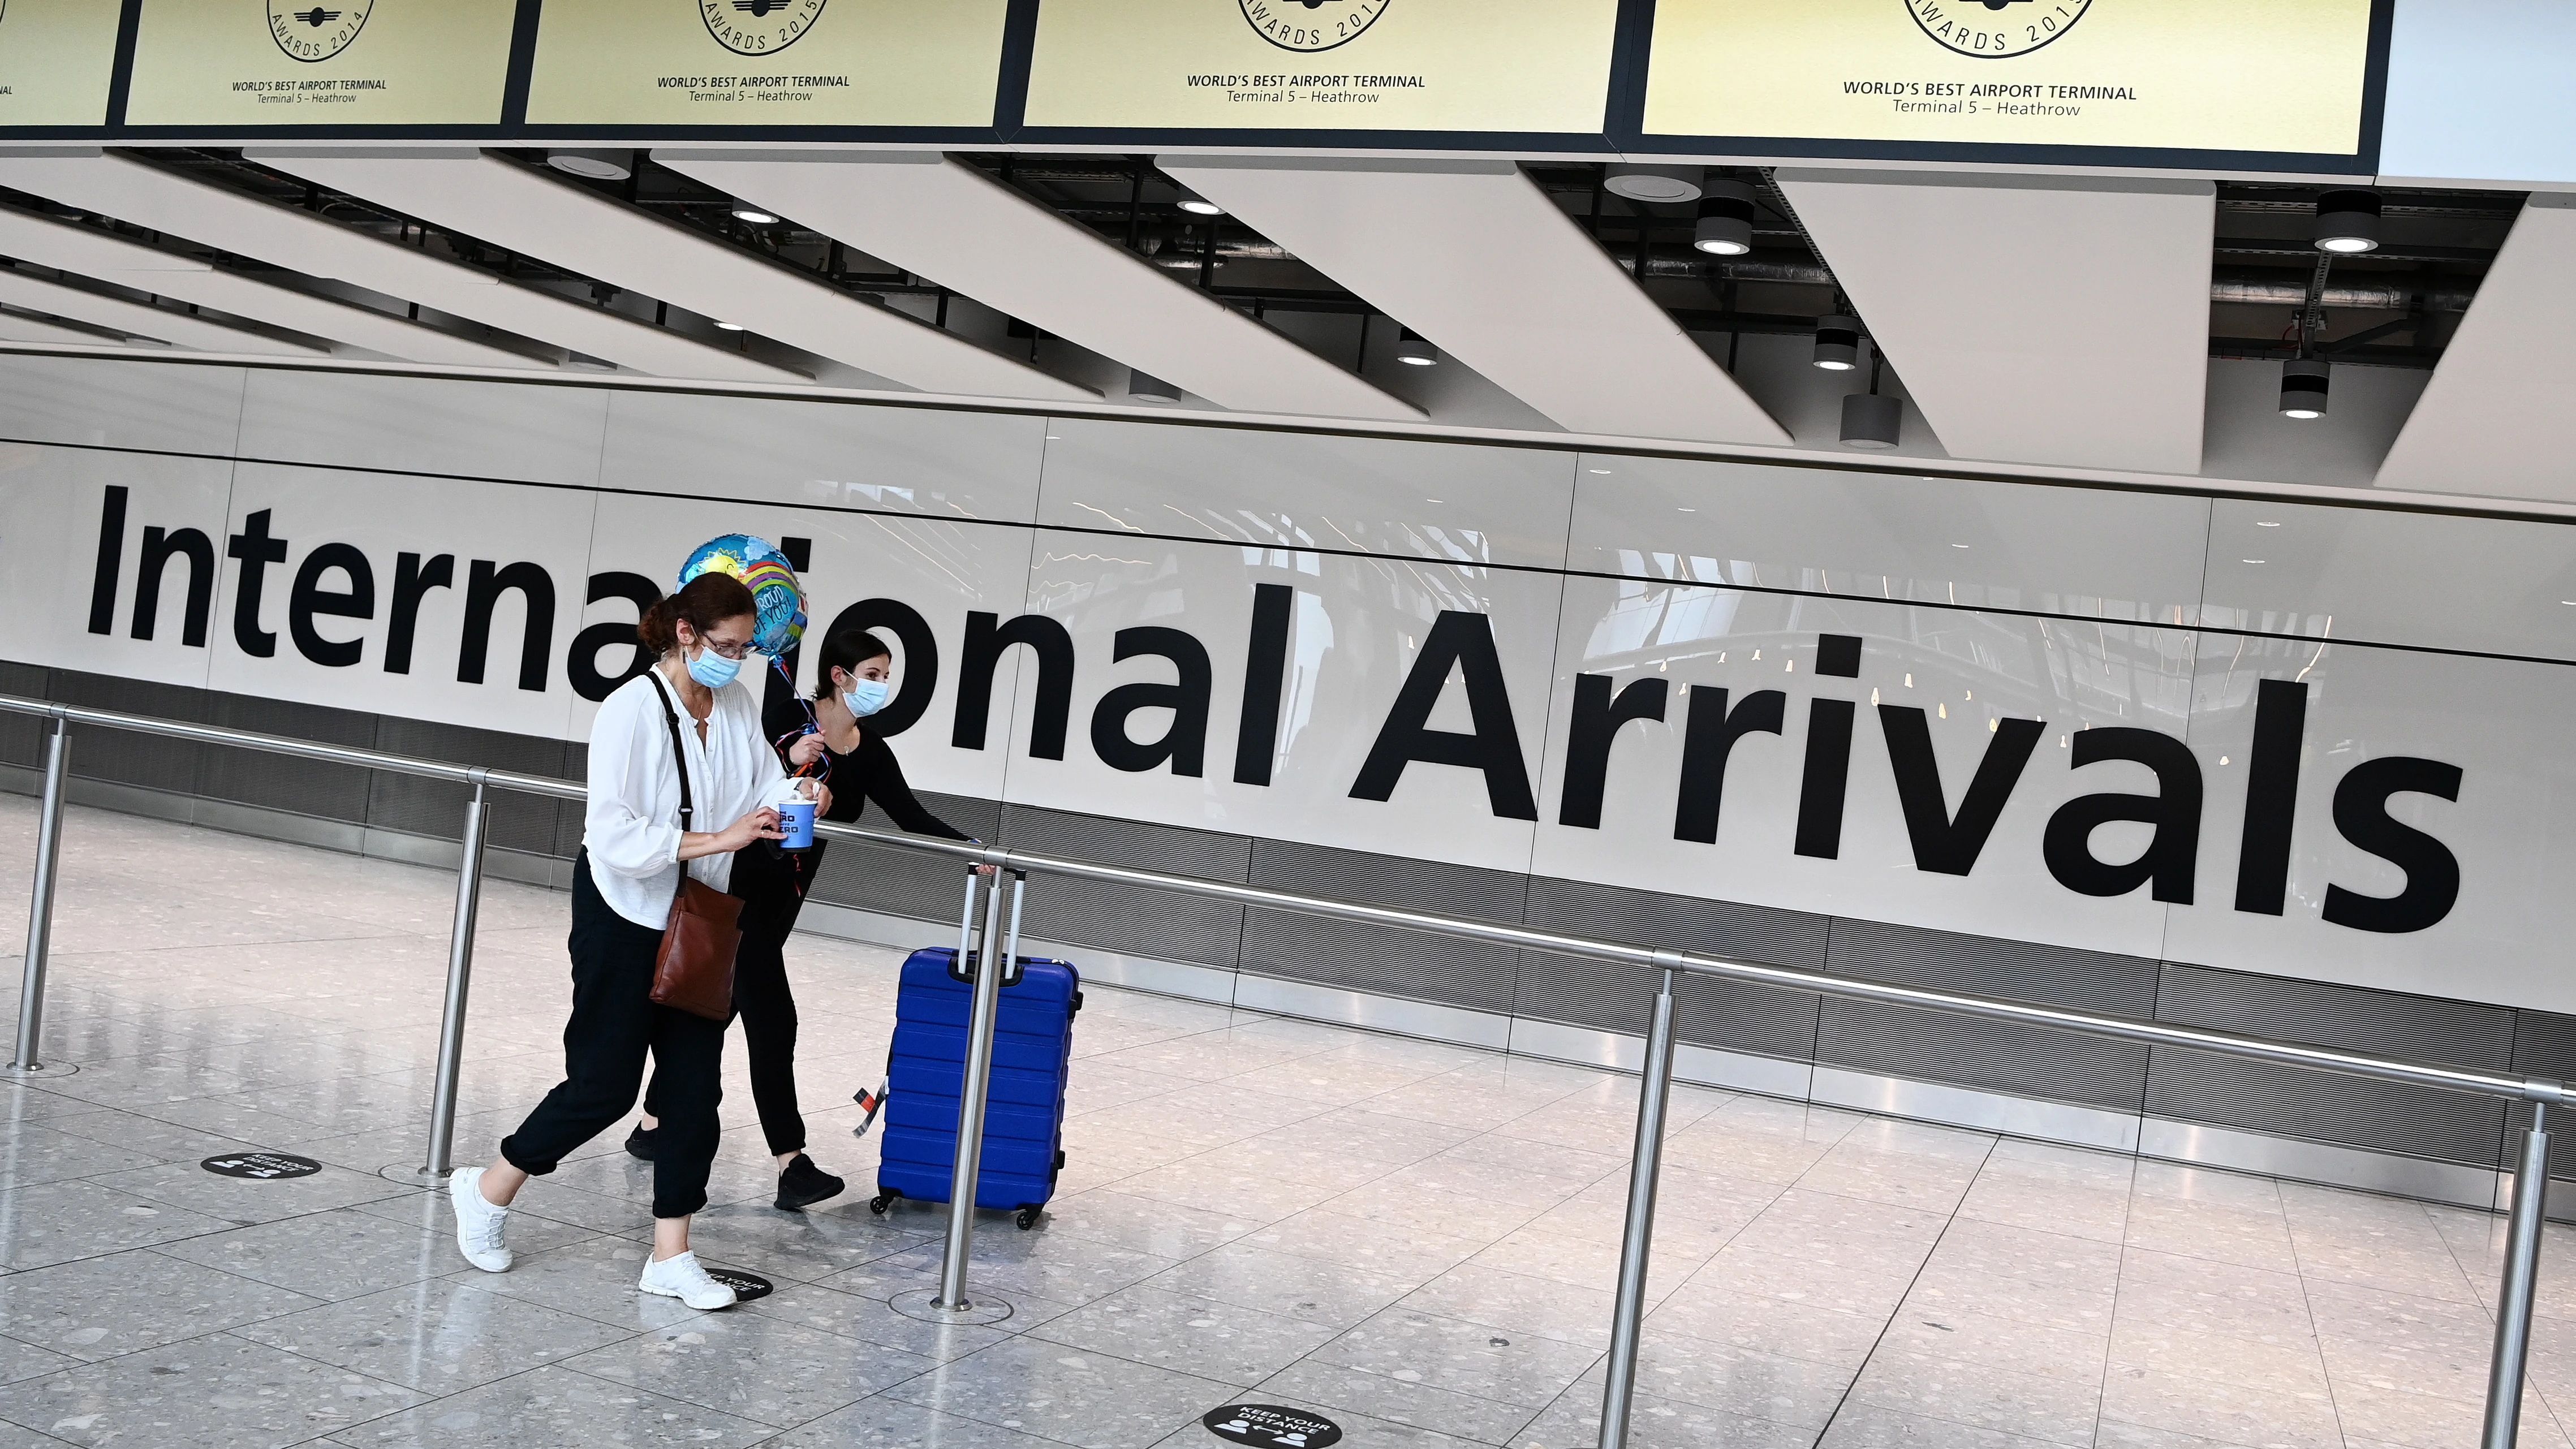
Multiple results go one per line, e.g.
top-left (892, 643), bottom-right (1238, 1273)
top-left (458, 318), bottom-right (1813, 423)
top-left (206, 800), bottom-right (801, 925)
top-left (947, 867), bottom-right (1030, 987)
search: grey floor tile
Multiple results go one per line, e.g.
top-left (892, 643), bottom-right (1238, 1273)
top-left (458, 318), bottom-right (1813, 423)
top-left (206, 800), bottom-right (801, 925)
top-left (232, 1277), bottom-right (631, 1393)
top-left (1253, 1358), bottom-right (1543, 1445)
top-left (561, 1310), bottom-right (937, 1429)
top-left (1143, 1241), bottom-right (1419, 1329)
top-left (0, 1331), bottom-right (423, 1448)
top-left (0, 1178), bottom-right (246, 1271)
top-left (154, 1205), bottom-right (474, 1301)
top-left (740, 1280), bottom-right (1020, 1363)
top-left (885, 1336), bottom-right (1240, 1449)
top-left (1845, 1346), bottom-right (2105, 1446)
top-left (764, 1394), bottom-right (1070, 1448)
top-left (437, 1235), bottom-right (705, 1333)
top-left (1030, 1282), bottom-right (1341, 1384)
top-left (0, 1124), bottom-right (167, 1188)
top-left (1515, 1382), bottom-right (1818, 1449)
top-left (1821, 1400), bottom-right (2075, 1449)
top-left (1306, 1305), bottom-right (1604, 1411)
top-left (834, 1232), bottom-right (1178, 1310)
top-left (684, 1198), bottom-right (934, 1286)
top-left (321, 1361), bottom-right (774, 1448)
top-left (84, 1157), bottom-right (409, 1226)
top-left (1148, 1400), bottom-right (1492, 1448)
top-left (0, 1251), bottom-right (321, 1362)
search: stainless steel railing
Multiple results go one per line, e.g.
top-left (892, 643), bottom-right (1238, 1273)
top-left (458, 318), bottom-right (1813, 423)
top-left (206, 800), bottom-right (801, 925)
top-left (0, 691), bottom-right (2560, 1449)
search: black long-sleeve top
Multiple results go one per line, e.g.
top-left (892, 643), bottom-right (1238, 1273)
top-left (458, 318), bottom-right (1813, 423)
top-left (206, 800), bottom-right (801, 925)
top-left (761, 674), bottom-right (972, 842)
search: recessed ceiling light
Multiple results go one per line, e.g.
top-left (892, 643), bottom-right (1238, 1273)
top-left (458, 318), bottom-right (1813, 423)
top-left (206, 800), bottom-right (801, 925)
top-left (546, 148), bottom-right (631, 181)
top-left (2243, 558), bottom-right (2266, 564)
top-left (714, 321), bottom-right (746, 331)
top-left (2313, 189), bottom-right (2381, 255)
top-left (1587, 468), bottom-right (1612, 475)
top-left (1950, 543), bottom-right (1970, 549)
top-left (2255, 520), bottom-right (2281, 527)
top-left (730, 199), bottom-right (781, 225)
top-left (1604, 163), bottom-right (1705, 204)
top-left (1175, 188), bottom-right (1224, 217)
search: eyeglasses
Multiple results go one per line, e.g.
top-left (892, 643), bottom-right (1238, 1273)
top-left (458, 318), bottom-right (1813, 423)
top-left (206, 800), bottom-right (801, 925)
top-left (694, 636), bottom-right (752, 660)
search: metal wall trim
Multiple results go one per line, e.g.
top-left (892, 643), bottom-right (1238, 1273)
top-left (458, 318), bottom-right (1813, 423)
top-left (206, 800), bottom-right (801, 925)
top-left (1231, 973), bottom-right (1517, 1051)
top-left (1812, 1066), bottom-right (2143, 1152)
top-left (2138, 1116), bottom-right (2502, 1210)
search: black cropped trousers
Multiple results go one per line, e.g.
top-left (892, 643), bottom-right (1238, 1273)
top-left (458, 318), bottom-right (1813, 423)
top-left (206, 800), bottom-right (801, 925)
top-left (502, 852), bottom-right (727, 1219)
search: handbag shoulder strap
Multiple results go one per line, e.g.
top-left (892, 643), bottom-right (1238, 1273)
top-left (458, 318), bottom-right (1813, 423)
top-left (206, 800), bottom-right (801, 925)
top-left (644, 669), bottom-right (697, 840)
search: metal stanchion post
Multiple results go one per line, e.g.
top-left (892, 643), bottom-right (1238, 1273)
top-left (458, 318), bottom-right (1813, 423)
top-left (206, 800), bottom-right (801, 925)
top-left (383, 779), bottom-right (489, 1187)
top-left (933, 870), bottom-right (1019, 1314)
top-left (6, 714), bottom-right (74, 1078)
top-left (2483, 1096), bottom-right (2553, 1449)
top-left (1597, 964), bottom-right (1682, 1449)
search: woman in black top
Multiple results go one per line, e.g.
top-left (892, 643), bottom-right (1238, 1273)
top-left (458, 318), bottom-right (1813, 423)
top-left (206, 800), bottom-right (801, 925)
top-left (629, 624), bottom-right (976, 1211)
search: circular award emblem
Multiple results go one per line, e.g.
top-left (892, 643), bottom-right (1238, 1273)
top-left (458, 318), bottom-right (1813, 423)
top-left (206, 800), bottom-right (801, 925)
top-left (1904, 0), bottom-right (2092, 59)
top-left (703, 0), bottom-right (828, 57)
top-left (267, 0), bottom-right (372, 63)
top-left (1240, 0), bottom-right (1389, 54)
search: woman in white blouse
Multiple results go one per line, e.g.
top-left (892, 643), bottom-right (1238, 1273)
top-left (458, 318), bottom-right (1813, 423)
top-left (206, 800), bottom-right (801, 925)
top-left (445, 571), bottom-right (824, 1310)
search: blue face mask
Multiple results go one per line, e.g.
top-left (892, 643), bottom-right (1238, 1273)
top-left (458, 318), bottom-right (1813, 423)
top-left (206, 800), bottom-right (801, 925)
top-left (842, 678), bottom-right (891, 717)
top-left (685, 645), bottom-right (742, 689)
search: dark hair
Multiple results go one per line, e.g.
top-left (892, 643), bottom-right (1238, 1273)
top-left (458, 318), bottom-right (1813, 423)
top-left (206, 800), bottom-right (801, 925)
top-left (810, 627), bottom-right (894, 700)
top-left (636, 572), bottom-right (756, 656)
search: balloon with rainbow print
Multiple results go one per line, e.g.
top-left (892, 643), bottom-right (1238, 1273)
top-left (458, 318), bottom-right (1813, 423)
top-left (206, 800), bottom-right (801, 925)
top-left (677, 534), bottom-right (807, 659)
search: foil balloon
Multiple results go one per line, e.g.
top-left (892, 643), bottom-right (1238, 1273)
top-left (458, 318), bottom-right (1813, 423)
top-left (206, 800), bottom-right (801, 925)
top-left (678, 534), bottom-right (806, 657)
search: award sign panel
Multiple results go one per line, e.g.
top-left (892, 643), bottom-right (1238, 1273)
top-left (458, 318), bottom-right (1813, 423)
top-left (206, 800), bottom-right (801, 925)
top-left (1022, 0), bottom-right (1622, 135)
top-left (525, 0), bottom-right (1010, 128)
top-left (124, 0), bottom-right (519, 126)
top-left (1643, 0), bottom-right (2373, 158)
top-left (0, 0), bottom-right (127, 127)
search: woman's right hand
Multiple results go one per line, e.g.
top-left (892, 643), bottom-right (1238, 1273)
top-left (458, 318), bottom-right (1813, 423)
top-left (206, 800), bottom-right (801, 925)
top-left (787, 733), bottom-right (826, 767)
top-left (714, 807), bottom-right (783, 852)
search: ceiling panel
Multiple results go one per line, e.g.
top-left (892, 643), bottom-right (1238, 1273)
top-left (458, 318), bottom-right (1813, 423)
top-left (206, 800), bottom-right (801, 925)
top-left (0, 311), bottom-right (132, 348)
top-left (2375, 193), bottom-right (2576, 502)
top-left (255, 149), bottom-right (1092, 401)
top-left (657, 150), bottom-right (1418, 422)
top-left (1158, 156), bottom-right (1789, 446)
top-left (0, 148), bottom-right (799, 382)
top-left (1777, 169), bottom-right (2215, 476)
top-left (0, 202), bottom-right (537, 369)
top-left (0, 266), bottom-right (322, 355)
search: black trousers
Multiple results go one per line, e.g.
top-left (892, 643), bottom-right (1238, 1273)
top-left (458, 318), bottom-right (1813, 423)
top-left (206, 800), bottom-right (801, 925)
top-left (502, 852), bottom-right (728, 1219)
top-left (645, 841), bottom-right (816, 1158)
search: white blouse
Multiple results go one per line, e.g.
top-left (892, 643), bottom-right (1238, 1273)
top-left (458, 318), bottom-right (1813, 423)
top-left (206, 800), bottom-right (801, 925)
top-left (583, 667), bottom-right (790, 929)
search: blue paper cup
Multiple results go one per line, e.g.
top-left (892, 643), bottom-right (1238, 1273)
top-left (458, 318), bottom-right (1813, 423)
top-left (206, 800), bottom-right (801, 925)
top-left (777, 798), bottom-right (816, 849)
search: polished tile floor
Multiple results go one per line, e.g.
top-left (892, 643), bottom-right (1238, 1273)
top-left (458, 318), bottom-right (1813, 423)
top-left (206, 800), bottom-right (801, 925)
top-left (0, 796), bottom-right (2565, 1449)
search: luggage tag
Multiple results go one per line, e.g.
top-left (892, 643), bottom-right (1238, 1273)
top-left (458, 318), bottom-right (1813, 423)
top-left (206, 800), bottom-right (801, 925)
top-left (851, 1076), bottom-right (889, 1137)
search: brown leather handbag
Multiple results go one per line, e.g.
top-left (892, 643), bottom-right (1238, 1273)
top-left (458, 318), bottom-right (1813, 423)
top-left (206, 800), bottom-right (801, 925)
top-left (645, 672), bottom-right (742, 1021)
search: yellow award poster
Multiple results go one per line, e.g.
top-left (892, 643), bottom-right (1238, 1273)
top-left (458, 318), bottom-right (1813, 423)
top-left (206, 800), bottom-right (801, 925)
top-left (1644, 0), bottom-right (2373, 156)
top-left (0, 0), bottom-right (125, 127)
top-left (1023, 0), bottom-right (1622, 133)
top-left (124, 0), bottom-right (519, 126)
top-left (525, 0), bottom-right (1009, 128)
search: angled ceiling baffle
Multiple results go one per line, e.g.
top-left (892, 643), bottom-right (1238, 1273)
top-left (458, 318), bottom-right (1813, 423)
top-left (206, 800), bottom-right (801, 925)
top-left (2375, 193), bottom-right (2576, 503)
top-left (0, 264), bottom-right (324, 355)
top-left (1774, 170), bottom-right (2216, 476)
top-left (0, 148), bottom-right (806, 380)
top-left (0, 198), bottom-right (538, 369)
top-left (252, 149), bottom-right (1096, 401)
top-left (1157, 157), bottom-right (1790, 446)
top-left (657, 150), bottom-right (1421, 421)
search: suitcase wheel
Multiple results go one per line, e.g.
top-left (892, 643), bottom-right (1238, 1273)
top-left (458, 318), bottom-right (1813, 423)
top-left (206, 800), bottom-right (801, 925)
top-left (1015, 1207), bottom-right (1041, 1231)
top-left (868, 1191), bottom-right (897, 1215)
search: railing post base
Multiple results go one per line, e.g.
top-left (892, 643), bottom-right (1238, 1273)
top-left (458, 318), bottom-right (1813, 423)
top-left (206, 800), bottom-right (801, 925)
top-left (0, 1063), bottom-right (76, 1079)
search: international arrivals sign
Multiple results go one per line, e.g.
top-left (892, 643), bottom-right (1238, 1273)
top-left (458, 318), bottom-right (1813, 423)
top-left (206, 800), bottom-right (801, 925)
top-left (1642, 0), bottom-right (2377, 158)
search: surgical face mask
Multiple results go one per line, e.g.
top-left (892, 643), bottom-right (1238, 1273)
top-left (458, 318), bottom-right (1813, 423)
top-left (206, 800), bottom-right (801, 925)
top-left (685, 644), bottom-right (742, 689)
top-left (842, 678), bottom-right (891, 717)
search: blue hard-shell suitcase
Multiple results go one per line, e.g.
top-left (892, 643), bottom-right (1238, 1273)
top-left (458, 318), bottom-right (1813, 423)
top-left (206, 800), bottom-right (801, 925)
top-left (869, 946), bottom-right (1080, 1228)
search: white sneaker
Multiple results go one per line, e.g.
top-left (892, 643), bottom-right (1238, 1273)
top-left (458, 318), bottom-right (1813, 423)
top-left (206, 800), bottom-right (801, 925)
top-left (637, 1250), bottom-right (737, 1310)
top-left (449, 1167), bottom-right (512, 1273)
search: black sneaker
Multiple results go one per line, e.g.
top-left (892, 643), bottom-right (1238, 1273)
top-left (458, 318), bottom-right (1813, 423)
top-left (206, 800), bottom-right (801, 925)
top-left (624, 1123), bottom-right (657, 1162)
top-left (775, 1153), bottom-right (845, 1211)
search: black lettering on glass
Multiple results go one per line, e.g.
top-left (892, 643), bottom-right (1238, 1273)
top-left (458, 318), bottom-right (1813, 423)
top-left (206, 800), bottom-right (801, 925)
top-left (1233, 583), bottom-right (1294, 787)
top-left (2234, 678), bottom-right (2308, 915)
top-left (1091, 626), bottom-right (1213, 776)
top-left (287, 543), bottom-right (374, 668)
top-left (2322, 757), bottom-right (2463, 934)
top-left (1879, 705), bottom-right (2044, 875)
top-left (2043, 727), bottom-right (2203, 903)
top-left (1674, 687), bottom-right (1785, 844)
top-left (88, 485), bottom-right (126, 636)
top-left (385, 553), bottom-right (455, 675)
top-left (1349, 611), bottom-right (1537, 821)
top-left (225, 508), bottom-right (290, 659)
top-left (818, 599), bottom-right (937, 736)
top-left (132, 526), bottom-right (214, 646)
top-left (458, 560), bottom-right (554, 692)
top-left (567, 571), bottom-right (661, 704)
top-left (1794, 698), bottom-right (1856, 859)
top-left (1816, 633), bottom-right (1863, 678)
top-left (1557, 674), bottom-right (1668, 830)
top-left (953, 611), bottom-right (1075, 758)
